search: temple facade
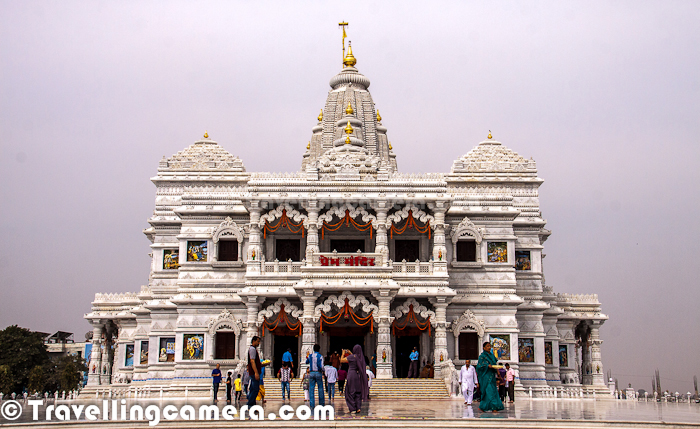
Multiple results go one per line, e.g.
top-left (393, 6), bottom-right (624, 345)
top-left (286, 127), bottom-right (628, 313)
top-left (84, 42), bottom-right (608, 397)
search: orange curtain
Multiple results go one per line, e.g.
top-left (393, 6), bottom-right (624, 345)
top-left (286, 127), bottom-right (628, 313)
top-left (263, 209), bottom-right (305, 238)
top-left (391, 304), bottom-right (432, 336)
top-left (262, 304), bottom-right (302, 337)
top-left (321, 209), bottom-right (374, 240)
top-left (389, 210), bottom-right (431, 239)
top-left (319, 298), bottom-right (374, 333)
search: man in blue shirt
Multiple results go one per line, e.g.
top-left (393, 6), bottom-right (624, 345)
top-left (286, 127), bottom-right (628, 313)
top-left (408, 347), bottom-right (419, 378)
top-left (305, 344), bottom-right (325, 410)
top-left (212, 363), bottom-right (222, 402)
top-left (282, 348), bottom-right (294, 373)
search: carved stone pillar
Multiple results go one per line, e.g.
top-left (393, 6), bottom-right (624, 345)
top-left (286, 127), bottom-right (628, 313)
top-left (246, 203), bottom-right (263, 275)
top-left (581, 336), bottom-right (591, 385)
top-left (299, 290), bottom-right (319, 373)
top-left (88, 323), bottom-right (103, 386)
top-left (100, 324), bottom-right (113, 385)
top-left (429, 297), bottom-right (450, 378)
top-left (589, 321), bottom-right (605, 386)
top-left (372, 289), bottom-right (395, 379)
top-left (429, 202), bottom-right (448, 263)
top-left (243, 297), bottom-right (262, 359)
top-left (304, 201), bottom-right (321, 263)
top-left (373, 201), bottom-right (389, 264)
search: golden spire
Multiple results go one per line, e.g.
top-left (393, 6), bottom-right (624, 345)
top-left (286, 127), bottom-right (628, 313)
top-left (389, 142), bottom-right (393, 150)
top-left (488, 130), bottom-right (492, 139)
top-left (345, 135), bottom-right (351, 144)
top-left (318, 109), bottom-right (323, 122)
top-left (306, 142), bottom-right (310, 150)
top-left (376, 110), bottom-right (382, 122)
top-left (344, 120), bottom-right (353, 135)
top-left (345, 102), bottom-right (354, 115)
top-left (204, 130), bottom-right (209, 138)
top-left (339, 21), bottom-right (349, 63)
top-left (343, 41), bottom-right (357, 67)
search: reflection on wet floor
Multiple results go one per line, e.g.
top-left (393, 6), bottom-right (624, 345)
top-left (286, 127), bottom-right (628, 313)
top-left (8, 397), bottom-right (700, 424)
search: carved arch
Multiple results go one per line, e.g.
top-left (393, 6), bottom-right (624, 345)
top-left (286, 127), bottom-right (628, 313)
top-left (212, 217), bottom-right (244, 243)
top-left (258, 203), bottom-right (309, 228)
top-left (391, 298), bottom-right (437, 327)
top-left (257, 298), bottom-right (303, 324)
top-left (317, 204), bottom-right (377, 229)
top-left (207, 309), bottom-right (243, 335)
top-left (385, 204), bottom-right (435, 229)
top-left (314, 291), bottom-right (379, 322)
top-left (450, 217), bottom-right (483, 244)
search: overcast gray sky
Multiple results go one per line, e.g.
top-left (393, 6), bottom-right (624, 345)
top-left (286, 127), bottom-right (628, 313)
top-left (1, 1), bottom-right (698, 393)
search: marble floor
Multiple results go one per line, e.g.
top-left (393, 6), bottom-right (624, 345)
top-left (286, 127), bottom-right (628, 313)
top-left (5, 397), bottom-right (700, 425)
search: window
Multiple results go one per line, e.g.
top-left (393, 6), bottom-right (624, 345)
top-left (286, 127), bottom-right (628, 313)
top-left (395, 240), bottom-right (420, 262)
top-left (215, 332), bottom-right (236, 360)
top-left (458, 332), bottom-right (479, 360)
top-left (456, 240), bottom-right (477, 262)
top-left (218, 240), bottom-right (238, 261)
top-left (276, 239), bottom-right (301, 261)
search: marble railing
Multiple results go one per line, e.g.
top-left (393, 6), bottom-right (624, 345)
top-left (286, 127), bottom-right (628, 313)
top-left (390, 259), bottom-right (436, 275)
top-left (94, 292), bottom-right (139, 303)
top-left (555, 293), bottom-right (600, 304)
top-left (261, 260), bottom-right (304, 275)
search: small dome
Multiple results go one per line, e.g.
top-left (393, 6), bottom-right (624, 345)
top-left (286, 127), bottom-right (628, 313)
top-left (329, 66), bottom-right (370, 89)
top-left (159, 136), bottom-right (246, 172)
top-left (451, 139), bottom-right (536, 174)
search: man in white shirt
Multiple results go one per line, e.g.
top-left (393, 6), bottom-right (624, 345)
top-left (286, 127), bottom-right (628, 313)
top-left (366, 365), bottom-right (375, 398)
top-left (459, 360), bottom-right (479, 405)
top-left (324, 363), bottom-right (338, 400)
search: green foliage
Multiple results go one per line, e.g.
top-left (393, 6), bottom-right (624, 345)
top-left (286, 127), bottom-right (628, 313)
top-left (0, 365), bottom-right (14, 394)
top-left (27, 365), bottom-right (47, 394)
top-left (0, 326), bottom-right (48, 393)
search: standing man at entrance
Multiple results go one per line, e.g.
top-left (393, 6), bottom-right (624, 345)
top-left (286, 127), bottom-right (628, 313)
top-left (282, 348), bottom-right (294, 374)
top-left (408, 347), bottom-right (419, 378)
top-left (459, 360), bottom-right (478, 405)
top-left (306, 344), bottom-right (325, 410)
top-left (247, 336), bottom-right (269, 408)
top-left (212, 363), bottom-right (222, 402)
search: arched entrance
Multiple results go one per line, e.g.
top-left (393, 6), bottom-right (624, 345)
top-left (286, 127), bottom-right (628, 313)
top-left (258, 299), bottom-right (303, 376)
top-left (391, 299), bottom-right (435, 378)
top-left (315, 293), bottom-right (378, 363)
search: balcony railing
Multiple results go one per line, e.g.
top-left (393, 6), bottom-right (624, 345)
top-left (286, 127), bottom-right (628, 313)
top-left (261, 260), bottom-right (304, 275)
top-left (389, 259), bottom-right (436, 276)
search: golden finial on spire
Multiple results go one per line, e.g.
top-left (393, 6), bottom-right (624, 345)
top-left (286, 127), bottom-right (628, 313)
top-left (339, 22), bottom-right (349, 64)
top-left (204, 130), bottom-right (209, 138)
top-left (345, 135), bottom-right (351, 144)
top-left (389, 142), bottom-right (393, 150)
top-left (345, 102), bottom-right (354, 115)
top-left (343, 41), bottom-right (357, 68)
top-left (488, 130), bottom-right (492, 139)
top-left (376, 110), bottom-right (382, 122)
top-left (318, 109), bottom-right (323, 122)
top-left (306, 142), bottom-right (310, 150)
top-left (344, 120), bottom-right (353, 135)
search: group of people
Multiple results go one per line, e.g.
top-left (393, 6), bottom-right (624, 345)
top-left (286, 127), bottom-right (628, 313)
top-left (211, 338), bottom-right (374, 414)
top-left (302, 344), bottom-right (373, 414)
top-left (459, 342), bottom-right (517, 413)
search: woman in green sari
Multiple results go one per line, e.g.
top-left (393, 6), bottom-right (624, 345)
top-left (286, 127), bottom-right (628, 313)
top-left (476, 342), bottom-right (504, 412)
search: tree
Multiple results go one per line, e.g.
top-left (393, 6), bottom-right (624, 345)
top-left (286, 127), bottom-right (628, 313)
top-left (0, 326), bottom-right (48, 393)
top-left (0, 365), bottom-right (14, 395)
top-left (28, 365), bottom-right (47, 394)
top-left (45, 354), bottom-right (86, 393)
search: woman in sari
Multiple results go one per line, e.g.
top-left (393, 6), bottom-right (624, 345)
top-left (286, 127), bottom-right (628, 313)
top-left (476, 342), bottom-right (504, 412)
top-left (340, 344), bottom-right (369, 414)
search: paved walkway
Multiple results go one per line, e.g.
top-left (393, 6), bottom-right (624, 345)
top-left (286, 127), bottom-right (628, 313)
top-left (3, 397), bottom-right (699, 427)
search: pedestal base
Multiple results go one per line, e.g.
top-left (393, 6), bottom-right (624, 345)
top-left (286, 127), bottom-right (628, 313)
top-left (376, 362), bottom-right (393, 379)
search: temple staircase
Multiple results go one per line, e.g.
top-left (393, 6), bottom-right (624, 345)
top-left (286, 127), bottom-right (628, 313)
top-left (261, 378), bottom-right (449, 400)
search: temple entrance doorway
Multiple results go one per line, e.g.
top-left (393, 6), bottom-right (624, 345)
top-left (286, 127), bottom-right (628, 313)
top-left (395, 329), bottom-right (421, 378)
top-left (330, 239), bottom-right (365, 253)
top-left (327, 326), bottom-right (370, 366)
top-left (272, 334), bottom-right (298, 376)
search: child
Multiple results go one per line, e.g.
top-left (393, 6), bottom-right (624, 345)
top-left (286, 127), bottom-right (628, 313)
top-left (278, 362), bottom-right (293, 401)
top-left (338, 365), bottom-right (347, 394)
top-left (366, 365), bottom-right (375, 399)
top-left (234, 373), bottom-right (243, 402)
top-left (301, 368), bottom-right (310, 402)
top-left (226, 371), bottom-right (233, 404)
